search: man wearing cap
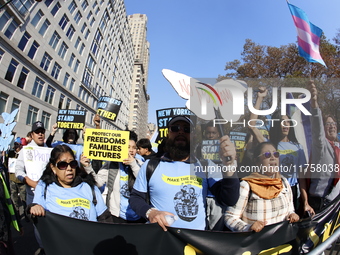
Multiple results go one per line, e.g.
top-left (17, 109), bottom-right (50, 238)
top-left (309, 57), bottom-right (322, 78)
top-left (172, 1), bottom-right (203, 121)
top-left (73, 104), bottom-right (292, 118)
top-left (15, 121), bottom-right (46, 203)
top-left (129, 115), bottom-right (240, 231)
top-left (15, 121), bottom-right (46, 254)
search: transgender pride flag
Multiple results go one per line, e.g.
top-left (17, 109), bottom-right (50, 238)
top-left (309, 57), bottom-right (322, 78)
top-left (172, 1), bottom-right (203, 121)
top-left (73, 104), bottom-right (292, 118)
top-left (288, 3), bottom-right (326, 67)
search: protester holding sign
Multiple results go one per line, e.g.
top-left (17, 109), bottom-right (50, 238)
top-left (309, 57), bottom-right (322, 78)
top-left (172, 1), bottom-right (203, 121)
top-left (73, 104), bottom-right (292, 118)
top-left (29, 145), bottom-right (113, 223)
top-left (129, 116), bottom-right (240, 231)
top-left (225, 142), bottom-right (299, 232)
top-left (46, 123), bottom-right (80, 148)
top-left (82, 131), bottom-right (144, 223)
top-left (299, 81), bottom-right (340, 216)
top-left (195, 121), bottom-right (225, 230)
top-left (15, 121), bottom-right (47, 254)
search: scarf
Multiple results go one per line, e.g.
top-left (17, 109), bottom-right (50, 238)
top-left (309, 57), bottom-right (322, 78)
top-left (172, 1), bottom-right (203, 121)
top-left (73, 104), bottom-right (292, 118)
top-left (242, 172), bottom-right (283, 199)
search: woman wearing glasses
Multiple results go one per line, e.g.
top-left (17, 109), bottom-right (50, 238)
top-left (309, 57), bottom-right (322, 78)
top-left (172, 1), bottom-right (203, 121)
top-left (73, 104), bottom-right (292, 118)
top-left (224, 142), bottom-right (299, 232)
top-left (29, 145), bottom-right (112, 222)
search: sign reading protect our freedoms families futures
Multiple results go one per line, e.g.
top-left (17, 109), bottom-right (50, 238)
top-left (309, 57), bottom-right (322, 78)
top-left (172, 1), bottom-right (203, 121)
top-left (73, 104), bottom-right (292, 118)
top-left (23, 146), bottom-right (53, 181)
top-left (83, 129), bottom-right (129, 162)
top-left (57, 109), bottom-right (86, 130)
top-left (96, 96), bottom-right (122, 122)
top-left (155, 107), bottom-right (196, 144)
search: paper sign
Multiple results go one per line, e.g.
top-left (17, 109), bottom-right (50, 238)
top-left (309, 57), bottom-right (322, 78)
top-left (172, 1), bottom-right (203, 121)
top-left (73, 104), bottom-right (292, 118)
top-left (97, 96), bottom-right (122, 122)
top-left (57, 109), bottom-right (86, 130)
top-left (23, 146), bottom-right (53, 181)
top-left (83, 129), bottom-right (129, 162)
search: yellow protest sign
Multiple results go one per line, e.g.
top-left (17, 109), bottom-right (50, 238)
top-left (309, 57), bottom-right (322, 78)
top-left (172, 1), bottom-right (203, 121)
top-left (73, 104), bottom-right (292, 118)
top-left (83, 129), bottom-right (129, 162)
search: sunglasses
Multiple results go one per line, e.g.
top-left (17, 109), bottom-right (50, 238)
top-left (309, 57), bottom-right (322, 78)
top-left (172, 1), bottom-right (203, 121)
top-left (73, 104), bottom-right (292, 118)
top-left (169, 125), bottom-right (191, 133)
top-left (259, 151), bottom-right (280, 158)
top-left (56, 160), bottom-right (78, 170)
top-left (34, 129), bottom-right (45, 134)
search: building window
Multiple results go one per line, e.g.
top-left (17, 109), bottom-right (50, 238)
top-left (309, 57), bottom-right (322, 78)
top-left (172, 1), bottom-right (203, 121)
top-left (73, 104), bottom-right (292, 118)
top-left (49, 31), bottom-right (60, 50)
top-left (59, 14), bottom-right (69, 30)
top-left (17, 67), bottom-right (29, 89)
top-left (90, 17), bottom-right (95, 27)
top-left (28, 41), bottom-right (39, 59)
top-left (44, 85), bottom-right (55, 104)
top-left (87, 11), bottom-right (92, 20)
top-left (50, 2), bottom-right (61, 16)
top-left (69, 78), bottom-right (75, 91)
top-left (32, 77), bottom-right (44, 98)
top-left (4, 19), bottom-right (19, 39)
top-left (58, 42), bottom-right (68, 59)
top-left (26, 105), bottom-right (38, 125)
top-left (5, 58), bottom-right (19, 82)
top-left (74, 60), bottom-right (80, 73)
top-left (38, 19), bottom-right (50, 36)
top-left (18, 32), bottom-right (31, 51)
top-left (0, 92), bottom-right (9, 114)
top-left (45, 0), bottom-right (53, 7)
top-left (81, 23), bottom-right (87, 34)
top-left (63, 73), bottom-right (70, 87)
top-left (0, 11), bottom-right (11, 32)
top-left (51, 62), bottom-right (61, 79)
top-left (74, 37), bottom-right (81, 49)
top-left (78, 86), bottom-right (83, 98)
top-left (41, 111), bottom-right (51, 129)
top-left (74, 11), bottom-right (82, 24)
top-left (84, 29), bottom-right (90, 40)
top-left (81, 0), bottom-right (88, 11)
top-left (66, 25), bottom-right (75, 40)
top-left (68, 1), bottom-right (77, 14)
top-left (40, 52), bottom-right (52, 71)
top-left (11, 0), bottom-right (34, 16)
top-left (79, 43), bottom-right (85, 55)
top-left (58, 94), bottom-right (65, 109)
top-left (31, 10), bottom-right (43, 27)
top-left (11, 98), bottom-right (21, 114)
top-left (68, 54), bottom-right (75, 67)
top-left (66, 98), bottom-right (71, 109)
top-left (0, 48), bottom-right (4, 62)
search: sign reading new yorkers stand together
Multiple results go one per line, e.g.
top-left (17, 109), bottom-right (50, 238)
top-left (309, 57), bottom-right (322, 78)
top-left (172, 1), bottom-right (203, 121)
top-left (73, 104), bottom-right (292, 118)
top-left (96, 96), bottom-right (122, 122)
top-left (57, 109), bottom-right (86, 130)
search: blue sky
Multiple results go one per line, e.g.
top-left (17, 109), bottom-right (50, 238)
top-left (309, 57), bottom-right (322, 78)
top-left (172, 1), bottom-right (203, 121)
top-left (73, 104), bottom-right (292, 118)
top-left (124, 0), bottom-right (340, 124)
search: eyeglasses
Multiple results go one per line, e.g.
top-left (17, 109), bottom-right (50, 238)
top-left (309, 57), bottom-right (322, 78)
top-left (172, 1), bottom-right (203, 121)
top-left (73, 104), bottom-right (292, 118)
top-left (258, 151), bottom-right (280, 158)
top-left (34, 129), bottom-right (45, 134)
top-left (325, 122), bottom-right (337, 127)
top-left (169, 125), bottom-right (191, 133)
top-left (56, 160), bottom-right (78, 170)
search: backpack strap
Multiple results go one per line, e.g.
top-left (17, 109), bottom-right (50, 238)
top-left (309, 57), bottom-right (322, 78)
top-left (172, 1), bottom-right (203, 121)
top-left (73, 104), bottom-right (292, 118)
top-left (145, 157), bottom-right (161, 204)
top-left (105, 161), bottom-right (119, 207)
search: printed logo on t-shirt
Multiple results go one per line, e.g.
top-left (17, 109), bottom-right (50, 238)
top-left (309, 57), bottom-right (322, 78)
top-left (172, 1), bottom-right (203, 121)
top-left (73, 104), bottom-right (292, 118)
top-left (120, 183), bottom-right (130, 198)
top-left (174, 184), bottom-right (199, 222)
top-left (55, 197), bottom-right (90, 220)
top-left (161, 174), bottom-right (203, 187)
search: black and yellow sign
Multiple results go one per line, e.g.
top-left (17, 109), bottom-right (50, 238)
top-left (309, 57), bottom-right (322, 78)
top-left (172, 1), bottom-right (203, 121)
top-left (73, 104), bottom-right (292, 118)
top-left (57, 109), bottom-right (86, 130)
top-left (83, 129), bottom-right (129, 161)
top-left (97, 96), bottom-right (122, 122)
top-left (35, 195), bottom-right (340, 255)
top-left (201, 139), bottom-right (220, 162)
top-left (155, 107), bottom-right (195, 144)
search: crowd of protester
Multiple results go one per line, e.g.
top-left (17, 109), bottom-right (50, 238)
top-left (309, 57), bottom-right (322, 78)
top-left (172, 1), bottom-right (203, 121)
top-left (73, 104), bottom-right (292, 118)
top-left (0, 80), bottom-right (338, 254)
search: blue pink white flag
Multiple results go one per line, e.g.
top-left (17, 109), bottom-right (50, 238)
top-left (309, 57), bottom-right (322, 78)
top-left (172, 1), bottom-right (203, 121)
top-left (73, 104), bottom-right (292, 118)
top-left (287, 3), bottom-right (326, 67)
